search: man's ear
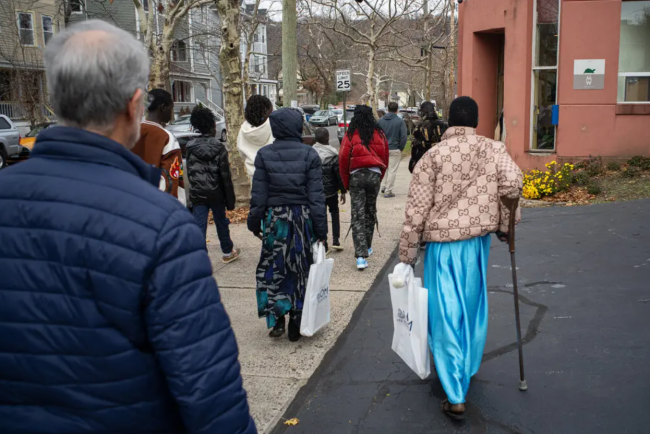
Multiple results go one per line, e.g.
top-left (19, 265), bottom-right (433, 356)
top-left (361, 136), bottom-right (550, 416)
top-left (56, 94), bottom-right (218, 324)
top-left (128, 89), bottom-right (145, 121)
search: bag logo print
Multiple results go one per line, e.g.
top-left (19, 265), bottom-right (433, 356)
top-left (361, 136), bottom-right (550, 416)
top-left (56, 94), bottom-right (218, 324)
top-left (317, 285), bottom-right (329, 303)
top-left (396, 309), bottom-right (413, 332)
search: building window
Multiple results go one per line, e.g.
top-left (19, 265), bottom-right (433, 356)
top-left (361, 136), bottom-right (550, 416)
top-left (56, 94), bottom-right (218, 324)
top-left (70, 0), bottom-right (84, 13)
top-left (17, 12), bottom-right (34, 46)
top-left (531, 0), bottom-right (559, 150)
top-left (618, 1), bottom-right (650, 103)
top-left (171, 40), bottom-right (187, 62)
top-left (254, 32), bottom-right (259, 42)
top-left (172, 81), bottom-right (192, 103)
top-left (143, 0), bottom-right (149, 12)
top-left (42, 16), bottom-right (54, 45)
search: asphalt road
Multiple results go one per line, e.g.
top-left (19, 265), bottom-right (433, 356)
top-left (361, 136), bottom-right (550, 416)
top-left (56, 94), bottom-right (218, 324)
top-left (270, 200), bottom-right (650, 434)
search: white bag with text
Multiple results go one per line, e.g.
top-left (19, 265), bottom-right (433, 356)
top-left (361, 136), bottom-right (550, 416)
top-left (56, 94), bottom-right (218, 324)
top-left (301, 243), bottom-right (334, 337)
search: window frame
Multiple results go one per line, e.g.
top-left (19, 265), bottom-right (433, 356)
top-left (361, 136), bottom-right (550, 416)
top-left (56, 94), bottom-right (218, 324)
top-left (17, 12), bottom-right (35, 47)
top-left (42, 15), bottom-right (54, 46)
top-left (171, 40), bottom-right (187, 62)
top-left (529, 0), bottom-right (562, 152)
top-left (70, 0), bottom-right (85, 14)
top-left (617, 0), bottom-right (650, 104)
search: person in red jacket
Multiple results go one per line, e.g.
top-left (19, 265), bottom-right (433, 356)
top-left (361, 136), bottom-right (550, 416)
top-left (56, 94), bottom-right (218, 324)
top-left (339, 105), bottom-right (389, 270)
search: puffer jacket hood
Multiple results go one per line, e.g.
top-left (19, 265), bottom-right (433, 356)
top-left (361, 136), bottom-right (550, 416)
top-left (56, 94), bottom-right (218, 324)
top-left (270, 108), bottom-right (303, 142)
top-left (187, 135), bottom-right (220, 160)
top-left (314, 143), bottom-right (345, 197)
top-left (313, 143), bottom-right (338, 164)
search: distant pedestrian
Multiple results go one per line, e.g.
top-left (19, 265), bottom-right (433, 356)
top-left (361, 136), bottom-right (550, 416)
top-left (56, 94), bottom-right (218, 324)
top-left (248, 108), bottom-right (328, 342)
top-left (238, 95), bottom-right (274, 178)
top-left (400, 96), bottom-right (522, 420)
top-left (132, 88), bottom-right (185, 202)
top-left (339, 105), bottom-right (389, 270)
top-left (313, 127), bottom-right (346, 251)
top-left (377, 109), bottom-right (386, 118)
top-left (409, 101), bottom-right (448, 173)
top-left (378, 102), bottom-right (408, 198)
top-left (187, 106), bottom-right (241, 263)
top-left (0, 20), bottom-right (256, 434)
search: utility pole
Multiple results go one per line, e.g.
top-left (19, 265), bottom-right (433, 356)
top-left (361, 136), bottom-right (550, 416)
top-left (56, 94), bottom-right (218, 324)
top-left (282, 0), bottom-right (297, 107)
top-left (423, 0), bottom-right (432, 101)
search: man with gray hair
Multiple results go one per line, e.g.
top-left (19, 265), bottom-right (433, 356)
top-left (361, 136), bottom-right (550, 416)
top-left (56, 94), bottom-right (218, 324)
top-left (0, 20), bottom-right (256, 434)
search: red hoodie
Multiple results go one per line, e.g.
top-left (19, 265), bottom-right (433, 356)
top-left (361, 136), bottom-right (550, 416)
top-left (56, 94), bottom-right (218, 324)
top-left (339, 129), bottom-right (390, 189)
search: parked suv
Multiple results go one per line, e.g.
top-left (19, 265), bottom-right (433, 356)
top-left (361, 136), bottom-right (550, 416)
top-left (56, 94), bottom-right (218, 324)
top-left (0, 115), bottom-right (21, 169)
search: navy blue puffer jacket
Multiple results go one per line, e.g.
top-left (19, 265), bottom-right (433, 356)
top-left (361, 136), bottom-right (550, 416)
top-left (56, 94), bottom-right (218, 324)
top-left (248, 108), bottom-right (327, 240)
top-left (0, 127), bottom-right (256, 434)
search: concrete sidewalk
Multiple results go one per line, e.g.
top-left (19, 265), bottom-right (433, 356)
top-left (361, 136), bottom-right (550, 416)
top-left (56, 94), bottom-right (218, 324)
top-left (206, 161), bottom-right (413, 433)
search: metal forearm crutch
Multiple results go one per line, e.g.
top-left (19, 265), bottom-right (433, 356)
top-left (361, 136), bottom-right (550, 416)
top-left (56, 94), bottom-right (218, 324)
top-left (501, 196), bottom-right (528, 392)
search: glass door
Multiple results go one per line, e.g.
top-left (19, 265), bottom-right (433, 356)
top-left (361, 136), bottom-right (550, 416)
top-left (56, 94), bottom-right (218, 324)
top-left (531, 0), bottom-right (560, 150)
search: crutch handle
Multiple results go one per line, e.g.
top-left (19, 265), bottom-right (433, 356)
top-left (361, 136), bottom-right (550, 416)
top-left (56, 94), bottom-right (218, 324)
top-left (500, 196), bottom-right (520, 253)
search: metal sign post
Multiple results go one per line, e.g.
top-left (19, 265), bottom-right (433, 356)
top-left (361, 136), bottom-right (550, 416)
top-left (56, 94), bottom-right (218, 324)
top-left (336, 69), bottom-right (351, 136)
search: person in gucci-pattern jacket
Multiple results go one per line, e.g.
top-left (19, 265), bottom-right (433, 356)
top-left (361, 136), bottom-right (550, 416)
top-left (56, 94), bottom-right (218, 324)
top-left (187, 106), bottom-right (241, 263)
top-left (399, 97), bottom-right (522, 420)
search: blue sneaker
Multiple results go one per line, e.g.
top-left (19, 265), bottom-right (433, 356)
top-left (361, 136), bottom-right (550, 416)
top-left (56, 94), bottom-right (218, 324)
top-left (368, 247), bottom-right (373, 257)
top-left (356, 257), bottom-right (369, 270)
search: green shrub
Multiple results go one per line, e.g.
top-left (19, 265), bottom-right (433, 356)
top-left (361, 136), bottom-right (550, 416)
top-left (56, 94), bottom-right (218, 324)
top-left (622, 166), bottom-right (642, 178)
top-left (607, 161), bottom-right (621, 172)
top-left (576, 156), bottom-right (605, 177)
top-left (587, 182), bottom-right (602, 195)
top-left (627, 156), bottom-right (650, 171)
top-left (574, 170), bottom-right (591, 186)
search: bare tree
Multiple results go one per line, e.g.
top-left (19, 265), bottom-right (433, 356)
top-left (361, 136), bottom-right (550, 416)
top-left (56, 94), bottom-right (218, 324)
top-left (305, 0), bottom-right (425, 113)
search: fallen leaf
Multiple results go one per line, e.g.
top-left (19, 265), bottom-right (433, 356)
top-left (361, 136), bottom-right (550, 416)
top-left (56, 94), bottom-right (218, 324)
top-left (284, 418), bottom-right (300, 426)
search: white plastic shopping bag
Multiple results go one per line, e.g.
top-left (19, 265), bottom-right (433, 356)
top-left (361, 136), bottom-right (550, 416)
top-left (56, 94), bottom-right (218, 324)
top-left (301, 243), bottom-right (334, 337)
top-left (389, 263), bottom-right (431, 380)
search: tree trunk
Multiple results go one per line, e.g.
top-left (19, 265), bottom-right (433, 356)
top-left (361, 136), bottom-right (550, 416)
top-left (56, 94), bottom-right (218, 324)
top-left (425, 49), bottom-right (432, 101)
top-left (217, 0), bottom-right (250, 205)
top-left (282, 0), bottom-right (298, 105)
top-left (445, 0), bottom-right (456, 115)
top-left (365, 47), bottom-right (378, 115)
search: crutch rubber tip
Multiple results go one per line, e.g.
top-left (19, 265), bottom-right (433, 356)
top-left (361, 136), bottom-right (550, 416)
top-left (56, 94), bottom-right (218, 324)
top-left (518, 380), bottom-right (528, 391)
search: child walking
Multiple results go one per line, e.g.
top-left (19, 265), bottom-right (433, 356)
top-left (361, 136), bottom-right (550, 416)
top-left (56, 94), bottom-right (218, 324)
top-left (186, 106), bottom-right (241, 263)
top-left (313, 128), bottom-right (346, 250)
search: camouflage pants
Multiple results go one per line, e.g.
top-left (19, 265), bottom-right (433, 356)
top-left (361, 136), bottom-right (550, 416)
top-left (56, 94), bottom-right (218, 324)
top-left (349, 169), bottom-right (381, 258)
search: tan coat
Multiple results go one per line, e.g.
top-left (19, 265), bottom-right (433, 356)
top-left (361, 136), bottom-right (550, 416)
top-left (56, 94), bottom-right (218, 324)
top-left (399, 127), bottom-right (523, 264)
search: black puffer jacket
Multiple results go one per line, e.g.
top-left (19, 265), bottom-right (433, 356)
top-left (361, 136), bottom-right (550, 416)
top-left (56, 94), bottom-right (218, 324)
top-left (248, 109), bottom-right (328, 240)
top-left (186, 136), bottom-right (236, 209)
top-left (313, 143), bottom-right (346, 198)
top-left (409, 117), bottom-right (448, 173)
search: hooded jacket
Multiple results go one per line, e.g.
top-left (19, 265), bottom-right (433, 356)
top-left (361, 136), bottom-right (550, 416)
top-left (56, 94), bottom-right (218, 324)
top-left (186, 135), bottom-right (236, 209)
top-left (339, 129), bottom-right (390, 190)
top-left (248, 108), bottom-right (328, 240)
top-left (0, 126), bottom-right (256, 434)
top-left (313, 143), bottom-right (346, 197)
top-left (378, 112), bottom-right (408, 151)
top-left (237, 119), bottom-right (274, 178)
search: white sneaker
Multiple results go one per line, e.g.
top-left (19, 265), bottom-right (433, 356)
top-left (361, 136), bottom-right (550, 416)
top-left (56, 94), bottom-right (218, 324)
top-left (356, 257), bottom-right (369, 270)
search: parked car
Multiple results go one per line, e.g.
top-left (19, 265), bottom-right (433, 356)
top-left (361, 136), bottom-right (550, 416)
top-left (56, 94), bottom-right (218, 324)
top-left (309, 110), bottom-right (338, 127)
top-left (397, 112), bottom-right (421, 135)
top-left (300, 105), bottom-right (320, 122)
top-left (166, 113), bottom-right (227, 142)
top-left (332, 109), bottom-right (344, 122)
top-left (337, 109), bottom-right (355, 143)
top-left (302, 121), bottom-right (316, 146)
top-left (0, 115), bottom-right (21, 169)
top-left (20, 122), bottom-right (58, 151)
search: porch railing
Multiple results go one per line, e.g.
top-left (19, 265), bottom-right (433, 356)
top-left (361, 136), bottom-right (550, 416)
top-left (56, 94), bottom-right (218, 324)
top-left (0, 101), bottom-right (56, 122)
top-left (198, 98), bottom-right (225, 118)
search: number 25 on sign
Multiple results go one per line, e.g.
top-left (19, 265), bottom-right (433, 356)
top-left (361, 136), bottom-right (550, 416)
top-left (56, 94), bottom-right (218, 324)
top-left (336, 70), bottom-right (351, 92)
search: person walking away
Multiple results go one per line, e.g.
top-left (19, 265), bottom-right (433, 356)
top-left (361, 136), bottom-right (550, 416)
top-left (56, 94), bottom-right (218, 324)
top-left (378, 102), bottom-right (408, 198)
top-left (313, 127), bottom-right (346, 251)
top-left (132, 88), bottom-right (185, 203)
top-left (186, 106), bottom-right (241, 263)
top-left (0, 21), bottom-right (256, 434)
top-left (339, 105), bottom-right (389, 270)
top-left (238, 95), bottom-right (274, 178)
top-left (409, 101), bottom-right (448, 173)
top-left (248, 108), bottom-right (327, 342)
top-left (399, 97), bottom-right (523, 420)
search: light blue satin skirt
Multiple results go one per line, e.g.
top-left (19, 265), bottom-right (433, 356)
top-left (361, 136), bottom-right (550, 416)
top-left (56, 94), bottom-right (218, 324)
top-left (423, 235), bottom-right (490, 404)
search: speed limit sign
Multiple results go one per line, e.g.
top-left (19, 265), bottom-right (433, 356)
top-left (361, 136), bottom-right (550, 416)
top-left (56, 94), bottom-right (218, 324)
top-left (336, 70), bottom-right (351, 92)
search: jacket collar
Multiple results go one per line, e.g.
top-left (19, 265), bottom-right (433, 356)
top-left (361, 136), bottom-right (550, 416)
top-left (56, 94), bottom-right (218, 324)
top-left (441, 126), bottom-right (477, 141)
top-left (31, 126), bottom-right (161, 187)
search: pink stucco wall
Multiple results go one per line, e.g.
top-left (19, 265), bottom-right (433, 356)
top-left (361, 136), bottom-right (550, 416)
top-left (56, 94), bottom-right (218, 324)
top-left (458, 0), bottom-right (650, 171)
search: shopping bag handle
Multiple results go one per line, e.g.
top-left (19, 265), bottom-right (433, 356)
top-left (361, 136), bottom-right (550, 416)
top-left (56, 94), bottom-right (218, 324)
top-left (315, 242), bottom-right (327, 264)
top-left (391, 262), bottom-right (413, 288)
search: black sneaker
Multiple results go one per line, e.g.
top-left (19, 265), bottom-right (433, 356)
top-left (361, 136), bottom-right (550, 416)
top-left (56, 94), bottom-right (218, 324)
top-left (381, 187), bottom-right (386, 194)
top-left (269, 316), bottom-right (286, 338)
top-left (331, 241), bottom-right (344, 251)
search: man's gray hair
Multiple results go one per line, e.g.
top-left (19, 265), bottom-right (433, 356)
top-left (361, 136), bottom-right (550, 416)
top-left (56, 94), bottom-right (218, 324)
top-left (44, 20), bottom-right (150, 132)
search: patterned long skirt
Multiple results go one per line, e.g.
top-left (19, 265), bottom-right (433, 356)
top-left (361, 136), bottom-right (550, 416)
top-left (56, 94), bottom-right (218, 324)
top-left (256, 205), bottom-right (315, 328)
